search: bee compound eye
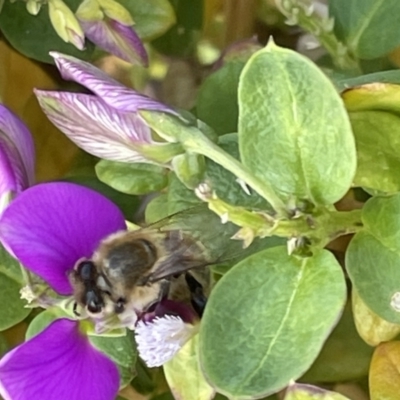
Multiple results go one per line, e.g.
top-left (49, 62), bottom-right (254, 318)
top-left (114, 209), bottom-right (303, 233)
top-left (77, 261), bottom-right (97, 280)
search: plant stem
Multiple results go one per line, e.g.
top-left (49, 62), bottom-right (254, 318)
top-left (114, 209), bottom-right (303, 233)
top-left (183, 133), bottom-right (290, 217)
top-left (140, 111), bottom-right (290, 217)
top-left (276, 0), bottom-right (360, 71)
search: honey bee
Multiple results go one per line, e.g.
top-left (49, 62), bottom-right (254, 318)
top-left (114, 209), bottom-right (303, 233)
top-left (69, 206), bottom-right (274, 320)
top-left (69, 208), bottom-right (215, 319)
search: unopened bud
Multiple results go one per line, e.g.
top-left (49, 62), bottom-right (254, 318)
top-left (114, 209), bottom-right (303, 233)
top-left (75, 0), bottom-right (103, 21)
top-left (26, 0), bottom-right (41, 15)
top-left (48, 0), bottom-right (85, 50)
top-left (97, 0), bottom-right (133, 25)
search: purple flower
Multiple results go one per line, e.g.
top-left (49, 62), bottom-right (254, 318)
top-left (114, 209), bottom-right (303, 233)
top-left (0, 319), bottom-right (119, 400)
top-left (75, 0), bottom-right (148, 65)
top-left (0, 105), bottom-right (35, 212)
top-left (0, 182), bottom-right (126, 399)
top-left (35, 53), bottom-right (180, 164)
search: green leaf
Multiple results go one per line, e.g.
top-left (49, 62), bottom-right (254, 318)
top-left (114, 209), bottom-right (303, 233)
top-left (152, 0), bottom-right (202, 57)
top-left (164, 334), bottom-right (214, 400)
top-left (349, 111), bottom-right (400, 193)
top-left (25, 309), bottom-right (63, 339)
top-left (370, 342), bottom-right (400, 400)
top-left (238, 43), bottom-right (356, 206)
top-left (0, 0), bottom-right (94, 64)
top-left (0, 246), bottom-right (30, 331)
top-left (196, 61), bottom-right (245, 135)
top-left (205, 134), bottom-right (271, 210)
top-left (337, 70), bottom-right (400, 92)
top-left (343, 84), bottom-right (400, 192)
top-left (145, 193), bottom-right (170, 224)
top-left (95, 160), bottom-right (168, 195)
top-left (346, 194), bottom-right (400, 323)
top-left (117, 0), bottom-right (176, 40)
top-left (329, 0), bottom-right (400, 59)
top-left (284, 383), bottom-right (351, 400)
top-left (167, 173), bottom-right (202, 214)
top-left (90, 331), bottom-right (137, 388)
top-left (301, 300), bottom-right (373, 382)
top-left (200, 246), bottom-right (346, 399)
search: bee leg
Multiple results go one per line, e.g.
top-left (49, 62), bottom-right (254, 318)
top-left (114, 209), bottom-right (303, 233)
top-left (73, 302), bottom-right (81, 317)
top-left (185, 273), bottom-right (207, 317)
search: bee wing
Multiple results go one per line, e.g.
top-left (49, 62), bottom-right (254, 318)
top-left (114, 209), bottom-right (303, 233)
top-left (146, 257), bottom-right (211, 283)
top-left (143, 204), bottom-right (284, 280)
top-left (145, 229), bottom-right (212, 283)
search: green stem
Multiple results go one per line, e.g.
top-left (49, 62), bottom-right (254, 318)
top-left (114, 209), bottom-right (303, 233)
top-left (183, 134), bottom-right (289, 217)
top-left (140, 111), bottom-right (289, 217)
top-left (275, 208), bottom-right (363, 238)
top-left (277, 0), bottom-right (360, 71)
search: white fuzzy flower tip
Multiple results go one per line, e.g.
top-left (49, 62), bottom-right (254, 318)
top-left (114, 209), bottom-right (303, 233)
top-left (135, 315), bottom-right (198, 367)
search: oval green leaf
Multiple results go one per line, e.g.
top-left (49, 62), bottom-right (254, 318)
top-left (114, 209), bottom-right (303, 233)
top-left (346, 194), bottom-right (400, 323)
top-left (238, 42), bottom-right (356, 206)
top-left (95, 160), bottom-right (168, 195)
top-left (200, 246), bottom-right (346, 399)
top-left (329, 0), bottom-right (400, 59)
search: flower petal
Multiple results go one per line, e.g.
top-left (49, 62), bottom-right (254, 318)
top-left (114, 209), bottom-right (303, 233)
top-left (49, 52), bottom-right (175, 113)
top-left (79, 19), bottom-right (148, 66)
top-left (0, 182), bottom-right (126, 294)
top-left (35, 90), bottom-right (154, 163)
top-left (0, 105), bottom-right (35, 194)
top-left (0, 318), bottom-right (119, 400)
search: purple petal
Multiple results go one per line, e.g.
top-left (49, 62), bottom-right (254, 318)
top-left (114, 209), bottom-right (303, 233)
top-left (0, 182), bottom-right (126, 294)
top-left (35, 90), bottom-right (155, 163)
top-left (49, 52), bottom-right (175, 113)
top-left (0, 318), bottom-right (119, 400)
top-left (0, 105), bottom-right (35, 194)
top-left (79, 19), bottom-right (148, 66)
